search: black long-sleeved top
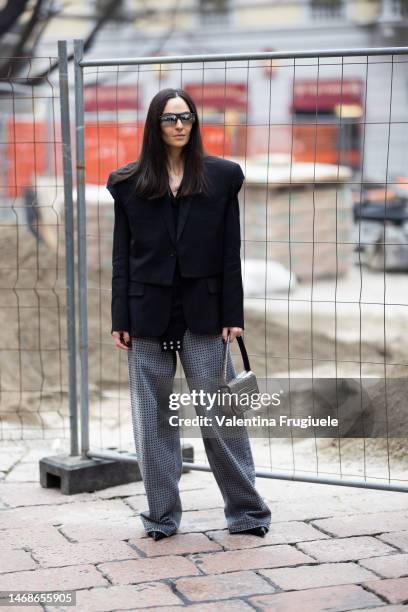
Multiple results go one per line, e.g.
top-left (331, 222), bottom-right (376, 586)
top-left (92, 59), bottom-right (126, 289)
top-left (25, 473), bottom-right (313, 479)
top-left (158, 189), bottom-right (188, 352)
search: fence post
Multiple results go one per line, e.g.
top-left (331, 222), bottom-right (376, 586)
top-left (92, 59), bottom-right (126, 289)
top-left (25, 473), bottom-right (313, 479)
top-left (57, 40), bottom-right (78, 456)
top-left (73, 39), bottom-right (90, 459)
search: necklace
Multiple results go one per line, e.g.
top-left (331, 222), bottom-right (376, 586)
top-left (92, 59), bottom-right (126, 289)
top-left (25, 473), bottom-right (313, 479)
top-left (167, 165), bottom-right (184, 197)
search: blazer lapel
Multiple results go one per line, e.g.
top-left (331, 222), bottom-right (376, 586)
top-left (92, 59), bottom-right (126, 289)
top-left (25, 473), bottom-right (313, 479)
top-left (176, 195), bottom-right (192, 242)
top-left (159, 192), bottom-right (177, 245)
top-left (159, 191), bottom-right (193, 245)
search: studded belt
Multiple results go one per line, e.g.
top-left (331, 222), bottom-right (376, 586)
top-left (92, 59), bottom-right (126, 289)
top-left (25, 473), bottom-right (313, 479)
top-left (161, 337), bottom-right (183, 352)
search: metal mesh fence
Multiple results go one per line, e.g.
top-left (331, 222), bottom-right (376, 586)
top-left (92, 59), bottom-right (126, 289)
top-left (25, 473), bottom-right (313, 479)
top-left (73, 47), bottom-right (408, 490)
top-left (0, 55), bottom-right (74, 443)
top-left (4, 44), bottom-right (407, 491)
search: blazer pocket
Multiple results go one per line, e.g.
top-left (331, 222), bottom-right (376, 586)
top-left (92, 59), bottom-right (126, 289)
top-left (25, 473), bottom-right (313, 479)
top-left (206, 276), bottom-right (222, 294)
top-left (128, 281), bottom-right (145, 296)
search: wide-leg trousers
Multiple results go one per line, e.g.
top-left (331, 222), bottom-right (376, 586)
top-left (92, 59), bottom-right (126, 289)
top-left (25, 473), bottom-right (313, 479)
top-left (127, 328), bottom-right (272, 536)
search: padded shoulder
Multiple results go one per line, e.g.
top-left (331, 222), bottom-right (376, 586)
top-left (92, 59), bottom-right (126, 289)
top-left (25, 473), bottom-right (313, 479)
top-left (106, 160), bottom-right (139, 194)
top-left (231, 162), bottom-right (245, 194)
top-left (204, 154), bottom-right (236, 172)
top-left (204, 155), bottom-right (245, 193)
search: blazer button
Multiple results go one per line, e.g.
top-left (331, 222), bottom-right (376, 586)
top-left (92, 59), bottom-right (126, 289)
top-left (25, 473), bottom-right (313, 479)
top-left (169, 251), bottom-right (176, 257)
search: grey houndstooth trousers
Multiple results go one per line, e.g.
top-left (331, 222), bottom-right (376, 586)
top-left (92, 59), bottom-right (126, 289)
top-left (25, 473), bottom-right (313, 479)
top-left (127, 328), bottom-right (272, 536)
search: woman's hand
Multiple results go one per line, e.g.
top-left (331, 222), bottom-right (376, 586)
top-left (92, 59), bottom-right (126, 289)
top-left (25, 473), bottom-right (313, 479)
top-left (222, 327), bottom-right (242, 343)
top-left (112, 330), bottom-right (131, 351)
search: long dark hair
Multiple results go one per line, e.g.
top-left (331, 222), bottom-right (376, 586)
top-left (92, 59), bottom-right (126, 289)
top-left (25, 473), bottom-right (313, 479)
top-left (119, 88), bottom-right (210, 199)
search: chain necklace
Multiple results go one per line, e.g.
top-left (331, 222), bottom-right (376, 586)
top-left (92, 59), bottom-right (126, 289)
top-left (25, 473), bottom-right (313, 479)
top-left (167, 165), bottom-right (184, 197)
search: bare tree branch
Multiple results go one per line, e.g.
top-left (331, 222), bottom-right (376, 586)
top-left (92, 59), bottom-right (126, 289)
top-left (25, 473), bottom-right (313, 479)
top-left (29, 0), bottom-right (131, 83)
top-left (0, 0), bottom-right (48, 78)
top-left (0, 0), bottom-right (31, 36)
top-left (0, 0), bottom-right (184, 87)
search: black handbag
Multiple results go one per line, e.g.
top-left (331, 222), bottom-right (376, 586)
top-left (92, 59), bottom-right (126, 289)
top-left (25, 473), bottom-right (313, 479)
top-left (218, 334), bottom-right (259, 417)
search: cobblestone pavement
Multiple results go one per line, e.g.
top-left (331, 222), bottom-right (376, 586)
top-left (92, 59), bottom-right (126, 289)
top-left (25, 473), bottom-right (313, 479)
top-left (0, 441), bottom-right (407, 611)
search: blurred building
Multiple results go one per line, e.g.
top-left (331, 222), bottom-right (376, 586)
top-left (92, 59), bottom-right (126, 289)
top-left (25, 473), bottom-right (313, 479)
top-left (4, 0), bottom-right (408, 190)
top-left (39, 1), bottom-right (407, 181)
top-left (39, 1), bottom-right (408, 54)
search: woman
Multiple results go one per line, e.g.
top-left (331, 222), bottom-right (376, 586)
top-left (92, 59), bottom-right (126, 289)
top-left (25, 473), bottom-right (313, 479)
top-left (107, 87), bottom-right (271, 541)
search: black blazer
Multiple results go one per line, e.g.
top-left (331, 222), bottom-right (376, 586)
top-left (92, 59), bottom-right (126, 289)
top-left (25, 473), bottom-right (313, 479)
top-left (106, 154), bottom-right (245, 337)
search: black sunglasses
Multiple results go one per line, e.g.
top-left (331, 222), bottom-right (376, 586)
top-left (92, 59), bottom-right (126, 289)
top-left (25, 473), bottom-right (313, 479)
top-left (159, 111), bottom-right (196, 126)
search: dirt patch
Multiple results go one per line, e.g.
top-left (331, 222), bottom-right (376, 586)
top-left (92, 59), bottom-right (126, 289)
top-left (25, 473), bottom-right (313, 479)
top-left (0, 225), bottom-right (407, 475)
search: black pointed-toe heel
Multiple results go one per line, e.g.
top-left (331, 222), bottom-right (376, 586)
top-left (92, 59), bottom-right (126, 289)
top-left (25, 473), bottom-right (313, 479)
top-left (148, 531), bottom-right (168, 541)
top-left (233, 526), bottom-right (268, 537)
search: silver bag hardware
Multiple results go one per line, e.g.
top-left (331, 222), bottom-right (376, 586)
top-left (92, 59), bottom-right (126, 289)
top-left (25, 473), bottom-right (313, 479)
top-left (218, 334), bottom-right (259, 417)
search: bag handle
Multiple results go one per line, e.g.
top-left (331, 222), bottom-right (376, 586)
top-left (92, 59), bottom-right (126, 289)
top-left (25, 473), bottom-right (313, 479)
top-left (222, 333), bottom-right (251, 382)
